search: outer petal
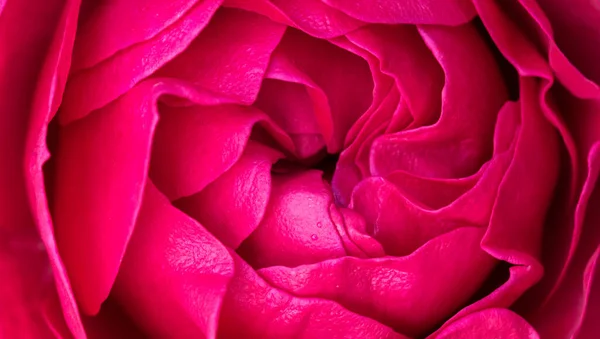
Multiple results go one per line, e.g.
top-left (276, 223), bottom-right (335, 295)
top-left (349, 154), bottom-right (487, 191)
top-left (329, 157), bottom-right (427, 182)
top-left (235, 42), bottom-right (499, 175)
top-left (535, 0), bottom-right (600, 84)
top-left (113, 181), bottom-right (234, 339)
top-left (519, 0), bottom-right (600, 95)
top-left (260, 227), bottom-right (496, 337)
top-left (528, 145), bottom-right (600, 338)
top-left (3, 0), bottom-right (84, 336)
top-left (433, 78), bottom-right (559, 335)
top-left (0, 228), bottom-right (67, 338)
top-left (52, 81), bottom-right (161, 315)
top-left (218, 253), bottom-right (406, 339)
top-left (473, 0), bottom-right (581, 317)
top-left (58, 0), bottom-right (222, 124)
top-left (71, 0), bottom-right (202, 71)
top-left (576, 247), bottom-right (600, 338)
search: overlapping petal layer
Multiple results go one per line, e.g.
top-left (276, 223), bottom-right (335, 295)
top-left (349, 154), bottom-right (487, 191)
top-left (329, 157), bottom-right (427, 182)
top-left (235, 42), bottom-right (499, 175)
top-left (2, 0), bottom-right (599, 337)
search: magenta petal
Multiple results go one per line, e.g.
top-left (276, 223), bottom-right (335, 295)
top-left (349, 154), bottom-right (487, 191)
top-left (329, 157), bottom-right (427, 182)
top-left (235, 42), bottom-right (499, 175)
top-left (482, 78), bottom-right (558, 266)
top-left (0, 228), bottom-right (68, 338)
top-left (576, 247), bottom-right (600, 338)
top-left (351, 140), bottom-right (514, 257)
top-left (150, 103), bottom-right (292, 200)
top-left (156, 8), bottom-right (286, 105)
top-left (276, 29), bottom-right (373, 152)
top-left (238, 170), bottom-right (348, 268)
top-left (431, 308), bottom-right (539, 339)
top-left (222, 0), bottom-right (293, 26)
top-left (528, 145), bottom-right (600, 338)
top-left (71, 0), bottom-right (201, 71)
top-left (520, 0), bottom-right (600, 95)
top-left (260, 227), bottom-right (496, 337)
top-left (114, 181), bottom-right (234, 338)
top-left (175, 142), bottom-right (282, 248)
top-left (59, 0), bottom-right (222, 124)
top-left (322, 0), bottom-right (476, 25)
top-left (218, 253), bottom-right (406, 339)
top-left (346, 24), bottom-right (444, 127)
top-left (255, 78), bottom-right (326, 161)
top-left (535, 0), bottom-right (600, 86)
top-left (474, 0), bottom-right (582, 311)
top-left (370, 23), bottom-right (507, 179)
top-left (474, 0), bottom-right (578, 189)
top-left (53, 83), bottom-right (160, 315)
top-left (332, 88), bottom-right (401, 206)
top-left (268, 0), bottom-right (364, 38)
top-left (17, 0), bottom-right (86, 336)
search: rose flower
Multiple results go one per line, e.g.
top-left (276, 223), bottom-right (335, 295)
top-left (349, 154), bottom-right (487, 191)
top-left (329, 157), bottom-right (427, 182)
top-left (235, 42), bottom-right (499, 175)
top-left (1, 0), bottom-right (599, 338)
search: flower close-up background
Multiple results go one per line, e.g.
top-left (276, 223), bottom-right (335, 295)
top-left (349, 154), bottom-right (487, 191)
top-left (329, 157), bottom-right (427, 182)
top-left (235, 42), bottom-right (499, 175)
top-left (1, 0), bottom-right (600, 338)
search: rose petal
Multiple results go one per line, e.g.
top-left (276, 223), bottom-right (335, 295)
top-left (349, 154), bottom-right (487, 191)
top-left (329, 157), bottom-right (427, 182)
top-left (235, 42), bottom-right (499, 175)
top-left (275, 28), bottom-right (373, 152)
top-left (518, 0), bottom-right (600, 97)
top-left (268, 0), bottom-right (364, 38)
top-left (323, 0), bottom-right (476, 25)
top-left (113, 181), bottom-right (234, 338)
top-left (218, 253), bottom-right (406, 339)
top-left (16, 0), bottom-right (86, 336)
top-left (333, 207), bottom-right (386, 258)
top-left (237, 170), bottom-right (348, 268)
top-left (350, 152), bottom-right (510, 256)
top-left (350, 101), bottom-right (520, 255)
top-left (222, 0), bottom-right (292, 26)
top-left (534, 0), bottom-right (600, 85)
top-left (481, 78), bottom-right (558, 269)
top-left (332, 24), bottom-right (445, 205)
top-left (371, 23), bottom-right (507, 179)
top-left (528, 144), bottom-right (600, 338)
top-left (255, 59), bottom-right (328, 161)
top-left (156, 7), bottom-right (286, 105)
top-left (576, 247), bottom-right (600, 338)
top-left (53, 81), bottom-right (176, 315)
top-left (431, 308), bottom-right (539, 339)
top-left (330, 35), bottom-right (396, 146)
top-left (260, 226), bottom-right (496, 337)
top-left (433, 77), bottom-right (559, 334)
top-left (0, 228), bottom-right (66, 338)
top-left (332, 88), bottom-right (401, 206)
top-left (150, 103), bottom-right (292, 201)
top-left (58, 0), bottom-right (222, 124)
top-left (474, 0), bottom-right (582, 314)
top-left (71, 0), bottom-right (201, 71)
top-left (174, 141), bottom-right (282, 248)
top-left (347, 24), bottom-right (444, 128)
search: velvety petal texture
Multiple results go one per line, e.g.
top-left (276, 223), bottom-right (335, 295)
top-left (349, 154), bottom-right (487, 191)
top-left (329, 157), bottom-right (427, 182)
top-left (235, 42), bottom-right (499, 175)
top-left (1, 0), bottom-right (600, 338)
top-left (114, 181), bottom-right (234, 338)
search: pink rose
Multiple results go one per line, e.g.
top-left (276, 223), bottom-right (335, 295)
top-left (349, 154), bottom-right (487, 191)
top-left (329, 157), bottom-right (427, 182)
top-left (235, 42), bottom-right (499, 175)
top-left (1, 0), bottom-right (599, 338)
